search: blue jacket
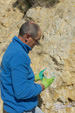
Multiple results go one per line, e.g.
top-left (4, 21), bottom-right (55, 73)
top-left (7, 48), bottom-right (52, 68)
top-left (1, 36), bottom-right (42, 113)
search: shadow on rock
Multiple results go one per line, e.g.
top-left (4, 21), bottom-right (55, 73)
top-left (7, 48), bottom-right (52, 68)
top-left (13, 0), bottom-right (31, 14)
top-left (12, 0), bottom-right (59, 15)
top-left (38, 95), bottom-right (43, 108)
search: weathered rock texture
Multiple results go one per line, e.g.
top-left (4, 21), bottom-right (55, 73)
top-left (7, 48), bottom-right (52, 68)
top-left (0, 0), bottom-right (75, 113)
top-left (0, 0), bottom-right (25, 63)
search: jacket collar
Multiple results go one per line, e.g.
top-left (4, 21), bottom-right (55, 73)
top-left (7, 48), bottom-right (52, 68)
top-left (12, 36), bottom-right (31, 54)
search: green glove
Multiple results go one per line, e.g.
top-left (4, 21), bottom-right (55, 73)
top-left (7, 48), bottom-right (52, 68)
top-left (41, 76), bottom-right (55, 90)
top-left (35, 68), bottom-right (47, 81)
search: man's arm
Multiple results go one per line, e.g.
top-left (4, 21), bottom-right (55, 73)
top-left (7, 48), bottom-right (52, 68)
top-left (10, 52), bottom-right (42, 100)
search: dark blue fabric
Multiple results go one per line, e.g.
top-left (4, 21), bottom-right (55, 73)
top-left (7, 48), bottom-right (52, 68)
top-left (1, 36), bottom-right (42, 113)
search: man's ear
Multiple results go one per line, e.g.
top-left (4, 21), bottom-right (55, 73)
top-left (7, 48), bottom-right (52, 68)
top-left (26, 34), bottom-right (30, 38)
top-left (25, 34), bottom-right (30, 42)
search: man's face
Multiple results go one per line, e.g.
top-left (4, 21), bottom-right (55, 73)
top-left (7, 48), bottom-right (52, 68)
top-left (28, 30), bottom-right (42, 48)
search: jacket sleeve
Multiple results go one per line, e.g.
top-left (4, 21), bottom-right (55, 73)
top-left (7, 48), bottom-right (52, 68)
top-left (10, 52), bottom-right (42, 100)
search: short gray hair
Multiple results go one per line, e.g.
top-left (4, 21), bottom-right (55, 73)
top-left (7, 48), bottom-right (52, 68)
top-left (19, 21), bottom-right (40, 38)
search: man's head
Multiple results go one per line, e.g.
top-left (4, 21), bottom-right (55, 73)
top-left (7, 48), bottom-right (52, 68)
top-left (18, 21), bottom-right (42, 48)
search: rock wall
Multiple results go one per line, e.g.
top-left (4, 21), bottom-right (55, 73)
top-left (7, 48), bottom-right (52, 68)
top-left (0, 0), bottom-right (25, 63)
top-left (0, 0), bottom-right (75, 113)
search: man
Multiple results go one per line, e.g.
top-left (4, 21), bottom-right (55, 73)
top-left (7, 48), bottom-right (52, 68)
top-left (1, 21), bottom-right (55, 113)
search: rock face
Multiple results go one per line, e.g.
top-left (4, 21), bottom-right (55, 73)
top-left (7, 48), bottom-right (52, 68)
top-left (0, 0), bottom-right (25, 63)
top-left (0, 0), bottom-right (75, 113)
top-left (26, 0), bottom-right (75, 112)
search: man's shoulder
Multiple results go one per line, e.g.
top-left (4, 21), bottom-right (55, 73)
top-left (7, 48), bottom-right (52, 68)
top-left (6, 41), bottom-right (26, 55)
top-left (3, 42), bottom-right (30, 61)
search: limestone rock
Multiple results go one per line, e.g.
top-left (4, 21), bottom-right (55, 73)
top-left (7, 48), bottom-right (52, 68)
top-left (26, 0), bottom-right (75, 112)
top-left (0, 0), bottom-right (25, 63)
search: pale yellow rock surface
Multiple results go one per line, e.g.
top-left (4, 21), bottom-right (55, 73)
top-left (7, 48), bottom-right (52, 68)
top-left (0, 98), bottom-right (3, 113)
top-left (0, 0), bottom-right (25, 63)
top-left (26, 0), bottom-right (75, 112)
top-left (0, 0), bottom-right (75, 113)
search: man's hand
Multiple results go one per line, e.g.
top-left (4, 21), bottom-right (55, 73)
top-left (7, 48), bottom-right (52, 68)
top-left (40, 84), bottom-right (45, 91)
top-left (35, 68), bottom-right (47, 81)
top-left (41, 76), bottom-right (55, 90)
